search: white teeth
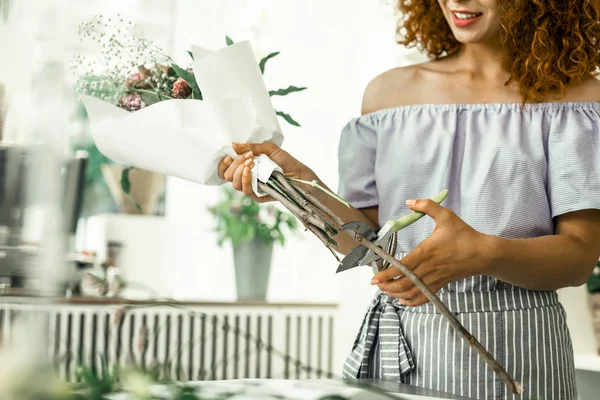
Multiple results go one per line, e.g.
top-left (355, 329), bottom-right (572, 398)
top-left (454, 12), bottom-right (481, 20)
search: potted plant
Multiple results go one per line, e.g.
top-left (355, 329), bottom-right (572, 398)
top-left (71, 103), bottom-right (165, 216)
top-left (73, 16), bottom-right (307, 300)
top-left (204, 35), bottom-right (306, 301)
top-left (208, 186), bottom-right (299, 301)
top-left (588, 260), bottom-right (600, 354)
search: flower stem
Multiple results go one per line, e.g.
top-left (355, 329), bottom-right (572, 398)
top-left (259, 175), bottom-right (520, 395)
top-left (287, 178), bottom-right (350, 208)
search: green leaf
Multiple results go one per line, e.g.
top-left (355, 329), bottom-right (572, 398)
top-left (187, 50), bottom-right (194, 60)
top-left (174, 385), bottom-right (200, 400)
top-left (121, 167), bottom-right (143, 213)
top-left (121, 167), bottom-right (133, 195)
top-left (171, 63), bottom-right (203, 100)
top-left (259, 51), bottom-right (280, 74)
top-left (276, 110), bottom-right (301, 127)
top-left (588, 262), bottom-right (600, 293)
top-left (100, 354), bottom-right (109, 380)
top-left (226, 35), bottom-right (234, 46)
top-left (140, 91), bottom-right (160, 106)
top-left (208, 186), bottom-right (301, 247)
top-left (269, 85), bottom-right (307, 97)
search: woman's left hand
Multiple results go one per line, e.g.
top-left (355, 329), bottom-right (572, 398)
top-left (371, 198), bottom-right (491, 307)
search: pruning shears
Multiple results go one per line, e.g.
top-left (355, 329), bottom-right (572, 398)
top-left (336, 189), bottom-right (449, 274)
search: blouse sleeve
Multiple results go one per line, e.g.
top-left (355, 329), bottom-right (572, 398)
top-left (337, 114), bottom-right (379, 209)
top-left (547, 108), bottom-right (600, 218)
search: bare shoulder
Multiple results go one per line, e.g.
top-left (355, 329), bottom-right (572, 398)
top-left (360, 58), bottom-right (459, 115)
top-left (561, 76), bottom-right (600, 102)
top-left (360, 64), bottom-right (426, 115)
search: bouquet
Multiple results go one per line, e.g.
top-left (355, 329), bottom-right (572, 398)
top-left (74, 16), bottom-right (521, 395)
top-left (73, 15), bottom-right (305, 200)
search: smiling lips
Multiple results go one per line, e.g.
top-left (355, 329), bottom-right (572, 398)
top-left (451, 11), bottom-right (483, 27)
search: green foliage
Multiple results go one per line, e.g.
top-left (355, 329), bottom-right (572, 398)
top-left (208, 186), bottom-right (298, 247)
top-left (173, 386), bottom-right (200, 400)
top-left (71, 356), bottom-right (120, 400)
top-left (140, 91), bottom-right (161, 106)
top-left (71, 127), bottom-right (120, 216)
top-left (269, 85), bottom-right (307, 97)
top-left (259, 51), bottom-right (280, 74)
top-left (120, 167), bottom-right (133, 194)
top-left (73, 140), bottom-right (113, 190)
top-left (75, 21), bottom-right (306, 213)
top-left (275, 111), bottom-right (300, 127)
top-left (120, 167), bottom-right (143, 213)
top-left (587, 260), bottom-right (600, 293)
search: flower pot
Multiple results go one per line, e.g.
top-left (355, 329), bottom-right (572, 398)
top-left (101, 165), bottom-right (165, 215)
top-left (232, 237), bottom-right (273, 301)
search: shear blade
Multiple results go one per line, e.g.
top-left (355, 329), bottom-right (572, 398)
top-left (336, 244), bottom-right (369, 273)
top-left (336, 221), bottom-right (379, 273)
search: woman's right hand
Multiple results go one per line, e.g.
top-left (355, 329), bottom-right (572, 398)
top-left (217, 142), bottom-right (313, 203)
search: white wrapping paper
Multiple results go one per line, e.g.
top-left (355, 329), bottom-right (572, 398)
top-left (81, 41), bottom-right (284, 196)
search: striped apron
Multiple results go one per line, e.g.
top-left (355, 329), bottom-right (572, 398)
top-left (342, 278), bottom-right (578, 400)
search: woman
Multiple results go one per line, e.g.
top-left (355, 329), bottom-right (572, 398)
top-left (218, 0), bottom-right (600, 399)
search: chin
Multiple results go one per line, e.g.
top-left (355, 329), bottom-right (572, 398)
top-left (451, 32), bottom-right (488, 45)
top-left (449, 26), bottom-right (502, 46)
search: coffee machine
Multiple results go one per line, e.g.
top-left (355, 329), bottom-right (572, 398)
top-left (0, 143), bottom-right (88, 291)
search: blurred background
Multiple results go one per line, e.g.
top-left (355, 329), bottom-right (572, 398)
top-left (0, 0), bottom-right (598, 398)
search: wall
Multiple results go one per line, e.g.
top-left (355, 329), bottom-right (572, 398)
top-left (161, 1), bottom-right (600, 377)
top-left (161, 0), bottom-right (411, 369)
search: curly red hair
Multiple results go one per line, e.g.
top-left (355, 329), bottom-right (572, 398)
top-left (396, 0), bottom-right (600, 102)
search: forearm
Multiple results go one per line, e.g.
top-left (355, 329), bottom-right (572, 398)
top-left (482, 234), bottom-right (598, 291)
top-left (299, 169), bottom-right (378, 255)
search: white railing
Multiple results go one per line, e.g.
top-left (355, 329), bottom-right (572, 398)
top-left (0, 298), bottom-right (338, 382)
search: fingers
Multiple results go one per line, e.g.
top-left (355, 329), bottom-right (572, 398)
top-left (385, 285), bottom-right (422, 301)
top-left (241, 166), bottom-right (254, 196)
top-left (397, 245), bottom-right (429, 276)
top-left (371, 266), bottom-right (402, 285)
top-left (232, 158), bottom-right (252, 191)
top-left (219, 142), bottom-right (268, 181)
top-left (399, 294), bottom-right (429, 307)
top-left (240, 167), bottom-right (275, 202)
top-left (371, 247), bottom-right (423, 285)
top-left (223, 151), bottom-right (253, 182)
top-left (382, 271), bottom-right (444, 307)
top-left (377, 275), bottom-right (413, 293)
top-left (217, 155), bottom-right (233, 180)
top-left (405, 198), bottom-right (451, 222)
top-left (218, 144), bottom-right (279, 203)
top-left (232, 141), bottom-right (279, 157)
top-left (383, 279), bottom-right (431, 307)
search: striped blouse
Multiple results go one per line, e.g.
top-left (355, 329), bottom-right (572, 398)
top-left (337, 102), bottom-right (600, 400)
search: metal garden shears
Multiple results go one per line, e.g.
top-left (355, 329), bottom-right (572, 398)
top-left (336, 189), bottom-right (449, 274)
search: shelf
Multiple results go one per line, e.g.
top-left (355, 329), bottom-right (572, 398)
top-left (575, 354), bottom-right (600, 372)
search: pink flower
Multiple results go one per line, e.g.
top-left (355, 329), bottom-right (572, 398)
top-left (126, 73), bottom-right (142, 87)
top-left (120, 92), bottom-right (144, 112)
top-left (171, 78), bottom-right (192, 99)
